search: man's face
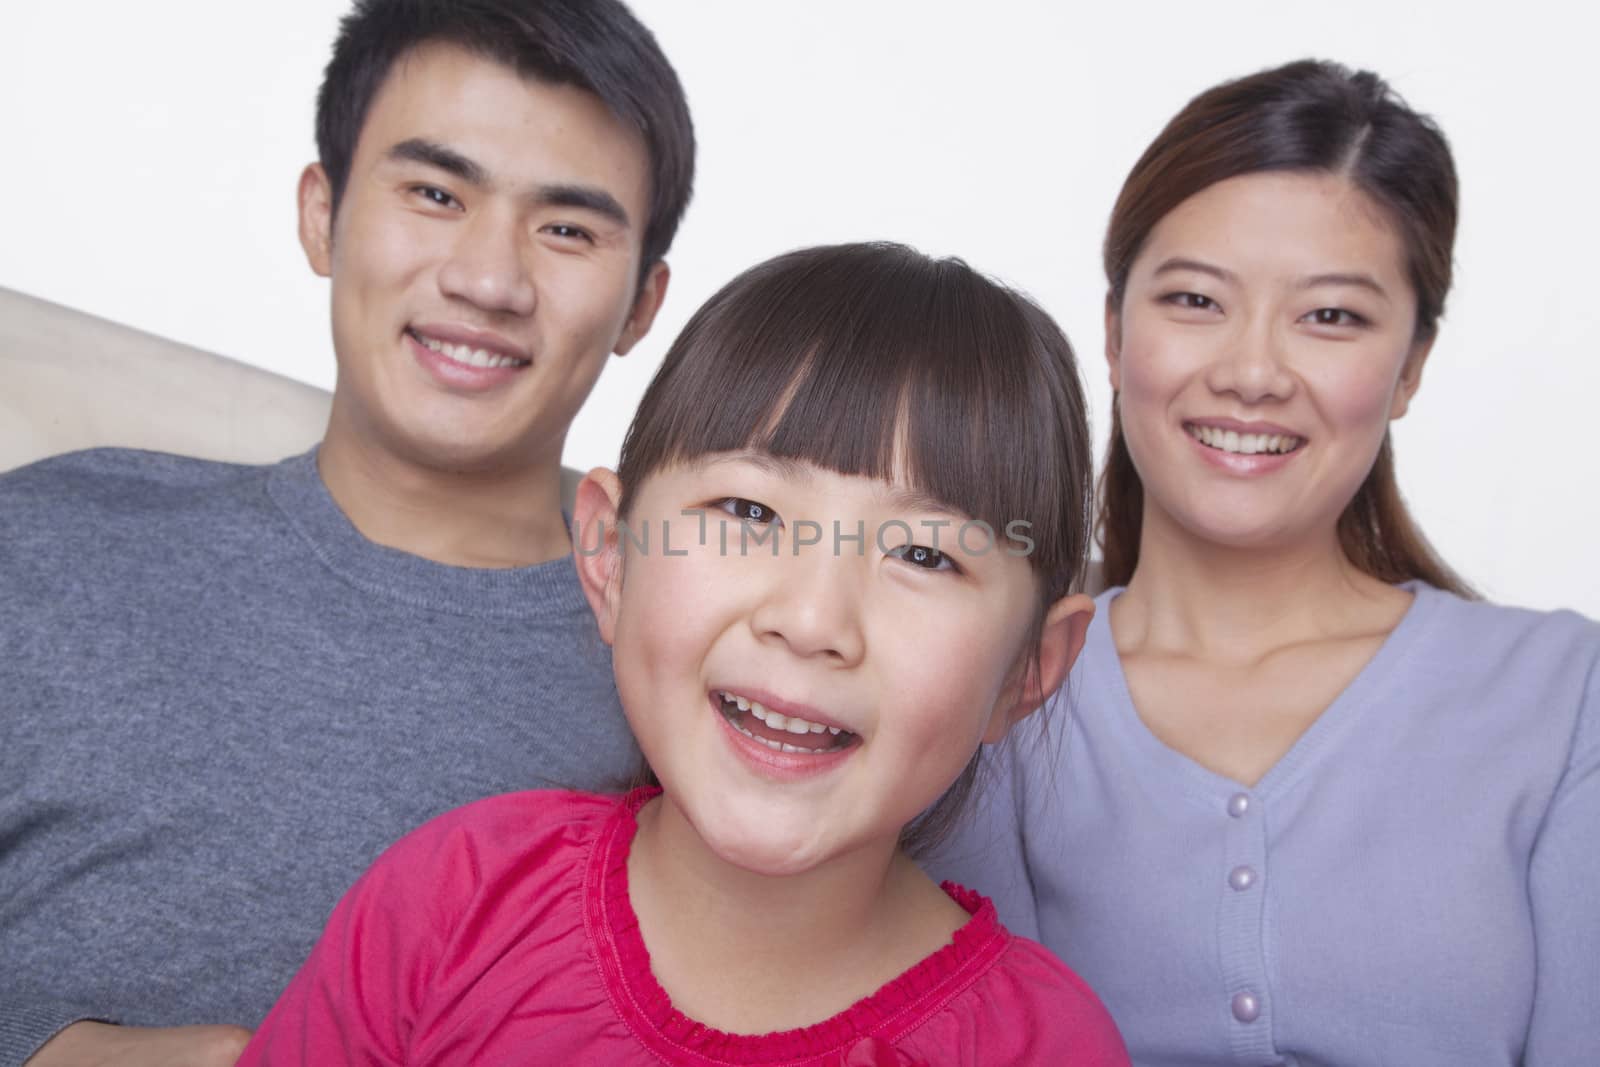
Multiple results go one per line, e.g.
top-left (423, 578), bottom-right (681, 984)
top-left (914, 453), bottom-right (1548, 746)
top-left (299, 42), bottom-right (666, 475)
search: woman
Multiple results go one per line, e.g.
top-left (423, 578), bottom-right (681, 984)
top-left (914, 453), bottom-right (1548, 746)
top-left (935, 60), bottom-right (1598, 1065)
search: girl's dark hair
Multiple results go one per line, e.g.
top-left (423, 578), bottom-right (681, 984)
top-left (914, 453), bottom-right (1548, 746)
top-left (1098, 59), bottom-right (1473, 595)
top-left (617, 242), bottom-right (1095, 854)
top-left (316, 0), bottom-right (695, 278)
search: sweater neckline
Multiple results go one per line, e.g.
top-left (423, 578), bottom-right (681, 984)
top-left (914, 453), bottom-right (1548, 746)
top-left (264, 448), bottom-right (590, 619)
top-left (1084, 580), bottom-right (1442, 804)
top-left (585, 789), bottom-right (1008, 1063)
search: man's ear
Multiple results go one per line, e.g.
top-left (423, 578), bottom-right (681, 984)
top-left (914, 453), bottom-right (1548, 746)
top-left (1104, 294), bottom-right (1123, 393)
top-left (982, 593), bottom-right (1096, 744)
top-left (297, 163), bottom-right (334, 278)
top-left (1389, 334), bottom-right (1435, 420)
top-left (614, 260), bottom-right (670, 356)
top-left (572, 468), bottom-right (625, 645)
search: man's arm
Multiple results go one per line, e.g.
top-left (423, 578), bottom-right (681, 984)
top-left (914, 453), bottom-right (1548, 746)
top-left (22, 1022), bottom-right (250, 1067)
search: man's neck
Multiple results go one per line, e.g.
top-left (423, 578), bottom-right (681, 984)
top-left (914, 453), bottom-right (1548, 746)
top-left (316, 431), bottom-right (570, 569)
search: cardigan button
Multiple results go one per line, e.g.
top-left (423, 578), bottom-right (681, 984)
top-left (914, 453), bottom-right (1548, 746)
top-left (1232, 992), bottom-right (1261, 1023)
top-left (1227, 793), bottom-right (1251, 818)
top-left (1229, 866), bottom-right (1257, 891)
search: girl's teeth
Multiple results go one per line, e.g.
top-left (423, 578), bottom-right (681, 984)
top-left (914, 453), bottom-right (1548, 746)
top-left (718, 691), bottom-right (844, 738)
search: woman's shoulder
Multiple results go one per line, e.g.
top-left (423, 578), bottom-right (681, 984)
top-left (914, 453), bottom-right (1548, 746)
top-left (1408, 583), bottom-right (1600, 679)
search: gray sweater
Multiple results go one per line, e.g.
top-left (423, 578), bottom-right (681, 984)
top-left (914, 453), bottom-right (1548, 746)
top-left (0, 448), bottom-right (639, 1065)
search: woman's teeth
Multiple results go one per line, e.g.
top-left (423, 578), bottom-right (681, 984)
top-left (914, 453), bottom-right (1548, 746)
top-left (717, 691), bottom-right (852, 754)
top-left (413, 332), bottom-right (528, 369)
top-left (1186, 424), bottom-right (1302, 455)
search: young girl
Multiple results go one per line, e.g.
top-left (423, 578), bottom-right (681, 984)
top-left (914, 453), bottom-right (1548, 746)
top-left (935, 61), bottom-right (1600, 1064)
top-left (236, 243), bottom-right (1130, 1065)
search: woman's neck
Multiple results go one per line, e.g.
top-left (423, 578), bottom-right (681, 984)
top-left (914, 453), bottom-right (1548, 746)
top-left (625, 794), bottom-right (964, 1035)
top-left (1116, 503), bottom-right (1409, 662)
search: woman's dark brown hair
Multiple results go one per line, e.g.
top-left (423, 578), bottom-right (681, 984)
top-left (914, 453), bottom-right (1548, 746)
top-left (1098, 59), bottom-right (1473, 595)
top-left (615, 242), bottom-right (1095, 854)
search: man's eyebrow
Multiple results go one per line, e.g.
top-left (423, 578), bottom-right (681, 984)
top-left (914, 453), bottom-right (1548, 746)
top-left (384, 140), bottom-right (630, 229)
top-left (386, 138), bottom-right (488, 186)
top-left (535, 183), bottom-right (631, 229)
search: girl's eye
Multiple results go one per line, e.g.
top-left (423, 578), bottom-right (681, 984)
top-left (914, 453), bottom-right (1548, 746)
top-left (1303, 307), bottom-right (1367, 328)
top-left (717, 497), bottom-right (781, 526)
top-left (888, 544), bottom-right (955, 572)
top-left (1164, 291), bottom-right (1218, 312)
top-left (413, 185), bottom-right (459, 210)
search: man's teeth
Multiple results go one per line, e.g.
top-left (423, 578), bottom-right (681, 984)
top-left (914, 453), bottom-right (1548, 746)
top-left (1187, 424), bottom-right (1301, 455)
top-left (415, 333), bottom-right (526, 369)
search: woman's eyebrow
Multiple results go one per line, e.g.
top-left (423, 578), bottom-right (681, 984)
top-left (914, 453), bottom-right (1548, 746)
top-left (1295, 271), bottom-right (1390, 302)
top-left (1151, 257), bottom-right (1236, 284)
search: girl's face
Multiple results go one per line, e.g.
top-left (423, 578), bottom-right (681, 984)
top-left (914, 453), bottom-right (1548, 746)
top-left (577, 452), bottom-right (1090, 878)
top-left (1110, 171), bottom-right (1429, 554)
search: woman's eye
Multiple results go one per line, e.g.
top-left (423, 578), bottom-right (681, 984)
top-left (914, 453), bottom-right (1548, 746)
top-left (1304, 307), bottom-right (1366, 327)
top-left (889, 544), bottom-right (954, 572)
top-left (717, 497), bottom-right (781, 526)
top-left (1165, 292), bottom-right (1218, 312)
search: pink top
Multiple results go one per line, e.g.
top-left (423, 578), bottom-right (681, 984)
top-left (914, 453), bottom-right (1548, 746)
top-left (239, 789), bottom-right (1128, 1066)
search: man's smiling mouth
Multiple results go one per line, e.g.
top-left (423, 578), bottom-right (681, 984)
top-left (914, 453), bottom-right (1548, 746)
top-left (407, 328), bottom-right (531, 370)
top-left (715, 690), bottom-right (857, 754)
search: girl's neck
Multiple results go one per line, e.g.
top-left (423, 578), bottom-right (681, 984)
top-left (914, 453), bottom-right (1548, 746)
top-left (625, 793), bottom-right (965, 1035)
top-left (317, 424), bottom-right (570, 568)
top-left (1116, 503), bottom-right (1409, 662)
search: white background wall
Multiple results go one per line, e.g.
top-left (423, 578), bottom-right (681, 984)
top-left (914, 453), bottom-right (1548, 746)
top-left (4, 2), bottom-right (1596, 616)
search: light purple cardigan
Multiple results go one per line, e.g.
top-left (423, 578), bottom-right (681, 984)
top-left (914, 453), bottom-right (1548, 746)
top-left (931, 583), bottom-right (1600, 1065)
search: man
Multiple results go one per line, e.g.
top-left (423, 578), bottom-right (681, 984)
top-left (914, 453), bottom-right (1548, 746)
top-left (0, 2), bottom-right (693, 1063)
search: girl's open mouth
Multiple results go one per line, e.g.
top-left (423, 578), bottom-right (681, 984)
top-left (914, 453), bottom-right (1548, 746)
top-left (715, 691), bottom-right (857, 754)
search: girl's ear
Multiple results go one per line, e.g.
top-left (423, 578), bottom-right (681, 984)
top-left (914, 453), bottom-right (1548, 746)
top-left (573, 468), bottom-right (625, 645)
top-left (982, 593), bottom-right (1096, 744)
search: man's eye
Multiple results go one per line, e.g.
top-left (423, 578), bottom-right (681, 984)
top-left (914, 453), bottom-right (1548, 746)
top-left (717, 497), bottom-right (781, 526)
top-left (412, 186), bottom-right (459, 209)
top-left (888, 544), bottom-right (954, 571)
top-left (544, 223), bottom-right (594, 243)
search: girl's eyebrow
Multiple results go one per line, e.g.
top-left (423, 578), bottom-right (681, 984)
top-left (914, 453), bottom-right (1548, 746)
top-left (882, 484), bottom-right (961, 517)
top-left (700, 451), bottom-right (963, 517)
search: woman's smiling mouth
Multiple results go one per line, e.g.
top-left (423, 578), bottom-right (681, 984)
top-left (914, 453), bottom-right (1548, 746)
top-left (1184, 422), bottom-right (1304, 456)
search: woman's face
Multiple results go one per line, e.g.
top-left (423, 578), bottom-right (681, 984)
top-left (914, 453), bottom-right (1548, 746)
top-left (1110, 170), bottom-right (1429, 555)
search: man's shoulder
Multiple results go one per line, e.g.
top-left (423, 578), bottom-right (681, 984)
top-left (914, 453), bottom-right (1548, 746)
top-left (0, 447), bottom-right (275, 519)
top-left (1, 444), bottom-right (270, 508)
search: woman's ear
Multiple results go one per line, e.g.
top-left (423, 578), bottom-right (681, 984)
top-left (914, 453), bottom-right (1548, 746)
top-left (982, 593), bottom-right (1096, 744)
top-left (572, 468), bottom-right (625, 645)
top-left (1104, 294), bottom-right (1123, 393)
top-left (1389, 334), bottom-right (1435, 420)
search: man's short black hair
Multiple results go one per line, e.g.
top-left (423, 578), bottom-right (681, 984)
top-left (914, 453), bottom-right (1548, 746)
top-left (316, 0), bottom-right (695, 272)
